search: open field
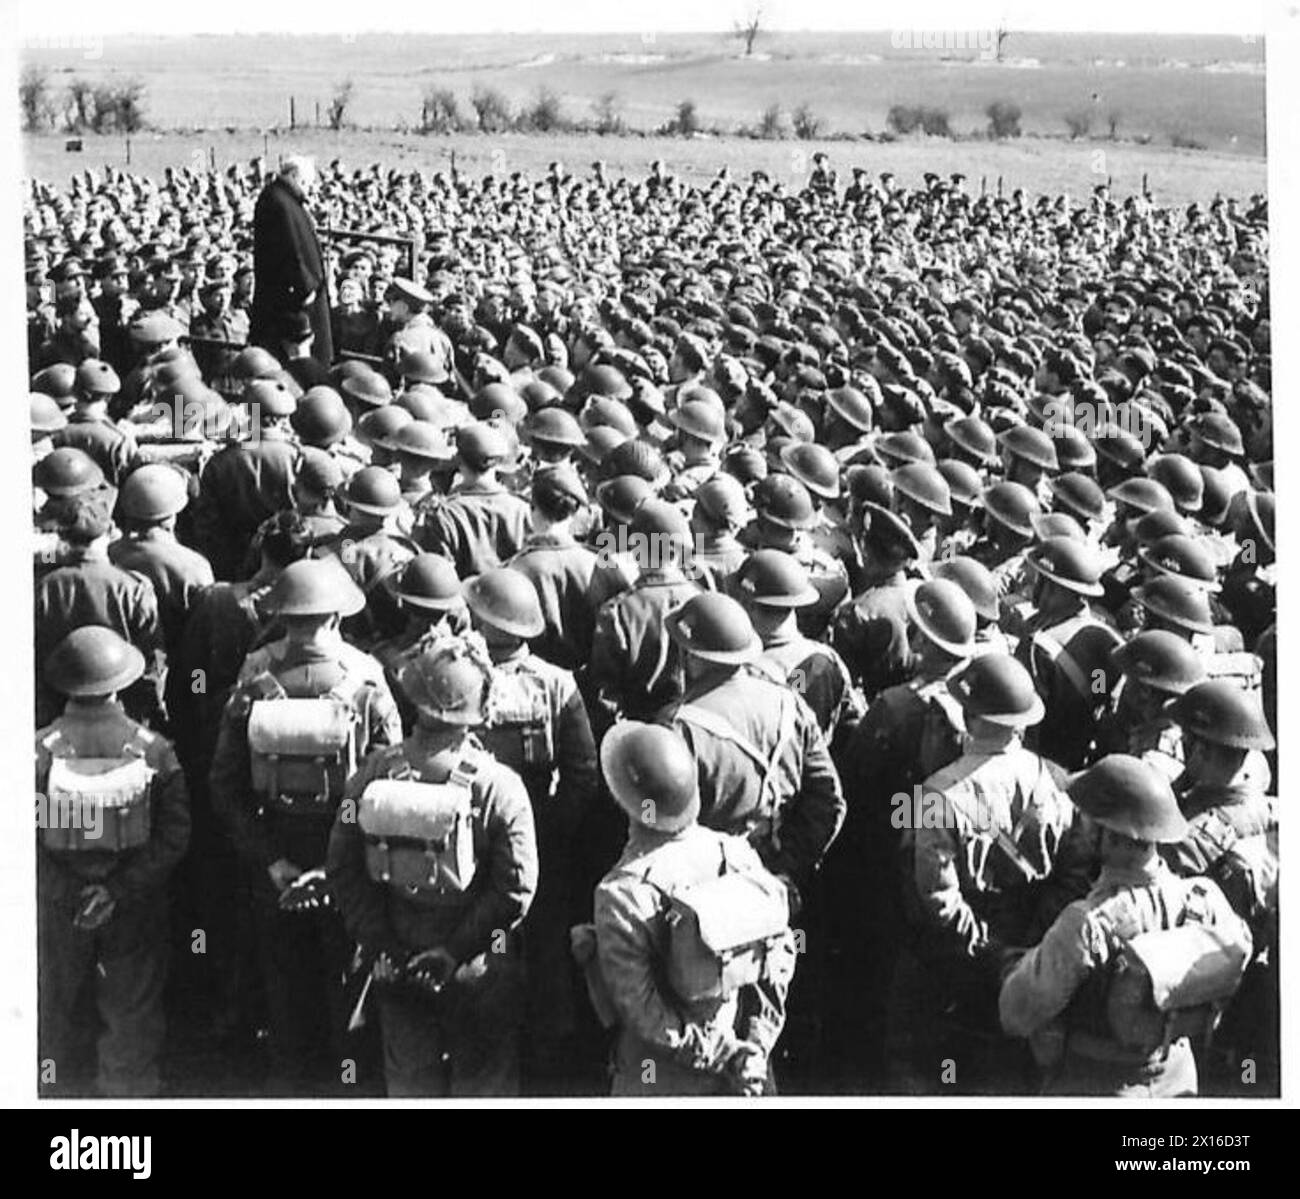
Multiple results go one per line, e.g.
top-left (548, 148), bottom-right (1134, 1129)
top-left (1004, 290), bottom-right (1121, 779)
top-left (22, 31), bottom-right (1266, 154)
top-left (22, 128), bottom-right (1266, 207)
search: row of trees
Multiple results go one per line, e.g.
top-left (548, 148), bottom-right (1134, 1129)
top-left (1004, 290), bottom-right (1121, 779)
top-left (21, 66), bottom-right (147, 133)
top-left (13, 68), bottom-right (1171, 149)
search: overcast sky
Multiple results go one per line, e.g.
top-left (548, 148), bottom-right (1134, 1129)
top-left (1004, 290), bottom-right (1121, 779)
top-left (10, 0), bottom-right (1272, 38)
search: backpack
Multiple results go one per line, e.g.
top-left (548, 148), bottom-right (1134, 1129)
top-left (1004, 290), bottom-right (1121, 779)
top-left (1102, 881), bottom-right (1252, 1057)
top-left (481, 667), bottom-right (553, 771)
top-left (246, 675), bottom-right (367, 813)
top-left (41, 729), bottom-right (154, 853)
top-left (651, 839), bottom-right (791, 1006)
top-left (358, 751), bottom-right (481, 900)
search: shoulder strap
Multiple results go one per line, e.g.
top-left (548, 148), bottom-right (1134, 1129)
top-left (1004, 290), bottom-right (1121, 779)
top-left (678, 689), bottom-right (797, 820)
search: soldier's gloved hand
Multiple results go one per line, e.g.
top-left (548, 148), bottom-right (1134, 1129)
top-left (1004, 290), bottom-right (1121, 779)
top-left (569, 922), bottom-right (597, 966)
top-left (267, 858), bottom-right (302, 894)
top-left (405, 947), bottom-right (457, 995)
top-left (372, 950), bottom-right (407, 986)
top-left (724, 1041), bottom-right (768, 1097)
top-left (73, 884), bottom-right (116, 931)
top-left (278, 868), bottom-right (332, 913)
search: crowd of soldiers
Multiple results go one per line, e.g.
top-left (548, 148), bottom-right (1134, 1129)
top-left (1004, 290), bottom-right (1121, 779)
top-left (26, 152), bottom-right (1278, 1100)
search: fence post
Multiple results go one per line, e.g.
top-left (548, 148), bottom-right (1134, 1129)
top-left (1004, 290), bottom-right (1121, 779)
top-left (997, 175), bottom-right (1003, 198)
top-left (290, 96), bottom-right (296, 130)
top-left (125, 136), bottom-right (131, 165)
top-left (980, 174), bottom-right (987, 196)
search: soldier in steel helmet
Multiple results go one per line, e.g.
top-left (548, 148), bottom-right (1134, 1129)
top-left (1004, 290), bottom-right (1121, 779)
top-left (588, 721), bottom-right (795, 1095)
top-left (1000, 755), bottom-right (1253, 1097)
top-left (209, 558), bottom-right (402, 1094)
top-left (463, 566), bottom-right (599, 1092)
top-left (327, 637), bottom-right (538, 1097)
top-left (37, 627), bottom-right (190, 1096)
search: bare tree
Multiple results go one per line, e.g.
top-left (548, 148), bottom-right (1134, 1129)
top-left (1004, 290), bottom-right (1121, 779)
top-left (734, 5), bottom-right (764, 57)
top-left (328, 79), bottom-right (354, 131)
top-left (421, 86), bottom-right (462, 134)
top-left (19, 65), bottom-right (54, 132)
top-left (592, 91), bottom-right (624, 135)
top-left (996, 23), bottom-right (1011, 62)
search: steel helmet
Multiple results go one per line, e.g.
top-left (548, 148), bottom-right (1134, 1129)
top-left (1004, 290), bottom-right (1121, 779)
top-left (1068, 755), bottom-right (1188, 842)
top-left (246, 377), bottom-right (297, 418)
top-left (933, 556), bottom-right (999, 623)
top-left (629, 498), bottom-right (692, 565)
top-left (1197, 466), bottom-right (1234, 526)
top-left (231, 345), bottom-right (282, 381)
top-left (395, 420), bottom-right (453, 463)
top-left (581, 362), bottom-right (633, 401)
top-left (944, 415), bottom-right (999, 465)
top-left (340, 369), bottom-right (394, 409)
top-left (876, 430), bottom-right (935, 467)
top-left (735, 549), bottom-right (819, 608)
top-left (1107, 477), bottom-right (1174, 517)
top-left (670, 399), bottom-right (727, 445)
top-left (526, 406), bottom-right (586, 449)
top-left (581, 396), bottom-right (639, 438)
top-left (605, 438), bottom-right (669, 487)
top-left (693, 473), bottom-right (751, 528)
top-left (33, 447), bottom-right (104, 497)
top-left (399, 638), bottom-right (494, 727)
top-left (1092, 422), bottom-right (1147, 473)
top-left (358, 404), bottom-right (413, 450)
top-left (982, 481), bottom-right (1041, 538)
top-left (1132, 508), bottom-right (1190, 546)
top-left (1026, 536), bottom-right (1105, 597)
top-left (119, 463), bottom-right (190, 521)
top-left (906, 578), bottom-right (977, 657)
top-left (464, 567), bottom-right (546, 639)
top-left (753, 474), bottom-right (817, 530)
top-left (1049, 472), bottom-right (1107, 524)
top-left (1170, 681), bottom-right (1275, 751)
top-left (457, 422), bottom-right (510, 471)
top-left (31, 392), bottom-right (68, 435)
top-left (399, 349), bottom-right (449, 386)
top-left (1030, 511), bottom-right (1087, 543)
top-left (44, 626), bottom-right (146, 697)
top-left (472, 382), bottom-right (529, 425)
top-left (293, 386), bottom-right (352, 446)
top-left (595, 474), bottom-right (653, 524)
top-left (780, 442), bottom-right (841, 499)
top-left (388, 553), bottom-right (464, 612)
top-left (937, 459), bottom-right (984, 509)
top-left (946, 653), bottom-right (1045, 727)
top-left (1194, 412), bottom-right (1244, 457)
top-left (519, 379), bottom-right (563, 415)
top-left (31, 362), bottom-right (78, 405)
top-left (666, 593), bottom-right (762, 665)
top-left (1132, 576), bottom-right (1214, 636)
top-left (1149, 454), bottom-right (1204, 514)
top-left (846, 463), bottom-right (894, 510)
top-left (601, 720), bottom-right (700, 833)
top-left (826, 385), bottom-right (875, 433)
top-left (860, 501), bottom-right (924, 562)
top-left (1137, 534), bottom-right (1220, 591)
top-left (1049, 423), bottom-right (1097, 472)
top-left (74, 358), bottom-right (121, 398)
top-left (891, 463), bottom-right (953, 516)
top-left (345, 466), bottom-right (403, 516)
top-left (264, 558), bottom-right (365, 618)
top-left (1110, 630), bottom-right (1207, 696)
top-left (998, 424), bottom-right (1059, 472)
